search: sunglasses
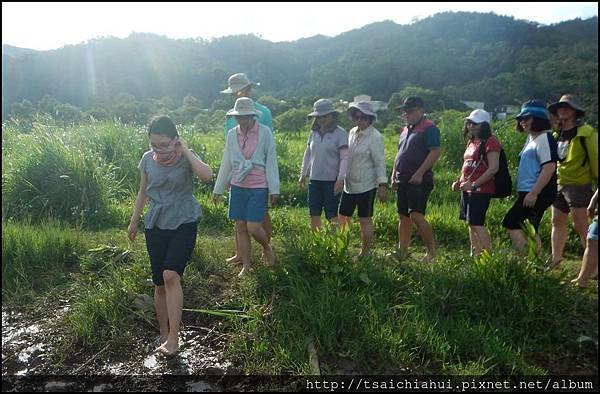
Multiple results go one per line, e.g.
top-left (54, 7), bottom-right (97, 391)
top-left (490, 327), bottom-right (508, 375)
top-left (465, 120), bottom-right (480, 126)
top-left (400, 108), bottom-right (420, 115)
top-left (518, 116), bottom-right (532, 122)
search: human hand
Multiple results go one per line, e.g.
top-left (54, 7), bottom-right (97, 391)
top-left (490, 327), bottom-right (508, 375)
top-left (377, 185), bottom-right (387, 202)
top-left (175, 137), bottom-right (189, 154)
top-left (523, 192), bottom-right (538, 208)
top-left (212, 194), bottom-right (221, 206)
top-left (460, 181), bottom-right (474, 192)
top-left (334, 180), bottom-right (344, 195)
top-left (452, 180), bottom-right (461, 192)
top-left (269, 194), bottom-right (279, 205)
top-left (127, 220), bottom-right (138, 241)
top-left (408, 172), bottom-right (423, 185)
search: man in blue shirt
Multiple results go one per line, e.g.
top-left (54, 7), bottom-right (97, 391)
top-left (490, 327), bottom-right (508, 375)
top-left (221, 73), bottom-right (274, 265)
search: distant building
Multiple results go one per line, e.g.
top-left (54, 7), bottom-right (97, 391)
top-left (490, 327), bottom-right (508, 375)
top-left (494, 104), bottom-right (520, 120)
top-left (461, 101), bottom-right (485, 110)
top-left (353, 94), bottom-right (372, 103)
top-left (350, 95), bottom-right (388, 112)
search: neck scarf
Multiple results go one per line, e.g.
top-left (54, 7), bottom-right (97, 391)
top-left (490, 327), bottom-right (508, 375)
top-left (151, 137), bottom-right (181, 166)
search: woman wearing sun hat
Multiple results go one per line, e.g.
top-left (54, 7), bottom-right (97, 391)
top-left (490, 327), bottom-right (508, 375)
top-left (452, 109), bottom-right (501, 256)
top-left (339, 101), bottom-right (387, 259)
top-left (298, 98), bottom-right (348, 230)
top-left (547, 94), bottom-right (598, 269)
top-left (221, 73), bottom-right (274, 266)
top-left (213, 97), bottom-right (279, 276)
top-left (502, 100), bottom-right (558, 256)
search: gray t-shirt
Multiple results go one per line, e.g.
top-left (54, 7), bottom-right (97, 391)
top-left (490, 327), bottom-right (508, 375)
top-left (138, 150), bottom-right (202, 229)
top-left (306, 126), bottom-right (348, 181)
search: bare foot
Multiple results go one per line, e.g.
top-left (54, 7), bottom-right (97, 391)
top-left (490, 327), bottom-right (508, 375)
top-left (570, 278), bottom-right (589, 288)
top-left (156, 340), bottom-right (179, 357)
top-left (423, 253), bottom-right (436, 263)
top-left (262, 245), bottom-right (276, 267)
top-left (226, 254), bottom-right (241, 265)
top-left (238, 265), bottom-right (251, 277)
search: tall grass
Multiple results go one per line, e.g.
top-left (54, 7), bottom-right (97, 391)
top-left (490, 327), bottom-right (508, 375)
top-left (2, 219), bottom-right (82, 304)
top-left (228, 229), bottom-right (597, 374)
top-left (2, 130), bottom-right (119, 228)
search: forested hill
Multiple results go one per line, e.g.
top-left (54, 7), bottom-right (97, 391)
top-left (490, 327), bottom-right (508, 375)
top-left (2, 11), bottom-right (598, 117)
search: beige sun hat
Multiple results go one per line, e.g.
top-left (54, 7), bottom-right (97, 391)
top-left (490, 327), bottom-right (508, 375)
top-left (347, 100), bottom-right (377, 120)
top-left (220, 73), bottom-right (260, 94)
top-left (226, 97), bottom-right (262, 117)
top-left (547, 94), bottom-right (585, 118)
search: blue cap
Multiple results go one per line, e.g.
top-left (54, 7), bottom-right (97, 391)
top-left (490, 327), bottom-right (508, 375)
top-left (515, 100), bottom-right (549, 121)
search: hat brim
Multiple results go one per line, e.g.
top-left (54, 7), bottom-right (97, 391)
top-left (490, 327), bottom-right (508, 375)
top-left (548, 101), bottom-right (585, 117)
top-left (395, 104), bottom-right (422, 111)
top-left (347, 104), bottom-right (376, 117)
top-left (464, 115), bottom-right (489, 124)
top-left (307, 109), bottom-right (338, 118)
top-left (227, 109), bottom-right (263, 117)
top-left (220, 82), bottom-right (260, 95)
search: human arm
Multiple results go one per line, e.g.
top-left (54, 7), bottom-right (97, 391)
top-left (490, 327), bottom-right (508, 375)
top-left (265, 130), bottom-right (280, 204)
top-left (588, 189), bottom-right (598, 219)
top-left (298, 140), bottom-right (311, 188)
top-left (372, 133), bottom-right (388, 201)
top-left (213, 132), bottom-right (233, 197)
top-left (334, 147), bottom-right (349, 195)
top-left (128, 173), bottom-right (148, 241)
top-left (177, 138), bottom-right (213, 181)
top-left (523, 162), bottom-right (556, 207)
top-left (409, 148), bottom-right (441, 185)
top-left (461, 151), bottom-right (500, 191)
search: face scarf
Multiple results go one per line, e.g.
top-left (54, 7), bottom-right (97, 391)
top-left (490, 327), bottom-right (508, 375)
top-left (151, 137), bottom-right (181, 166)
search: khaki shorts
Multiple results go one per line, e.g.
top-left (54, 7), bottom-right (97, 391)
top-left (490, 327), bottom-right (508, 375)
top-left (553, 184), bottom-right (594, 214)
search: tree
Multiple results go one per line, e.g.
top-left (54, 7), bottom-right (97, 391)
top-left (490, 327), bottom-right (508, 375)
top-left (55, 103), bottom-right (83, 128)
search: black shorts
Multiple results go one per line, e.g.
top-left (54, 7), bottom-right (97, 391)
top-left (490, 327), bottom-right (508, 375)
top-left (339, 188), bottom-right (377, 218)
top-left (396, 182), bottom-right (433, 217)
top-left (460, 192), bottom-right (492, 226)
top-left (502, 193), bottom-right (554, 233)
top-left (145, 221), bottom-right (198, 286)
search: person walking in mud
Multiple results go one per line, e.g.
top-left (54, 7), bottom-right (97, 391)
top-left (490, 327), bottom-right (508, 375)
top-left (128, 116), bottom-right (213, 356)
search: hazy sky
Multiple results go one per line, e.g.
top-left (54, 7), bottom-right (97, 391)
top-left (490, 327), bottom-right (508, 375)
top-left (2, 2), bottom-right (598, 50)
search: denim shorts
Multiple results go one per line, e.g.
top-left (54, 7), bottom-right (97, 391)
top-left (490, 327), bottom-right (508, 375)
top-left (588, 216), bottom-right (598, 241)
top-left (228, 185), bottom-right (268, 223)
top-left (145, 221), bottom-right (198, 286)
top-left (308, 180), bottom-right (341, 219)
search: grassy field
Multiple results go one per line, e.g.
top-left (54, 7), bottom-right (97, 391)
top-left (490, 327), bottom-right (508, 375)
top-left (2, 115), bottom-right (597, 375)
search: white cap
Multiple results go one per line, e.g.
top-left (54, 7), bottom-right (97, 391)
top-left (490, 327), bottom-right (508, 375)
top-left (465, 109), bottom-right (491, 124)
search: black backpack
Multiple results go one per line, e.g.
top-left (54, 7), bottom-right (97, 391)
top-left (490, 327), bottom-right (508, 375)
top-left (477, 138), bottom-right (512, 198)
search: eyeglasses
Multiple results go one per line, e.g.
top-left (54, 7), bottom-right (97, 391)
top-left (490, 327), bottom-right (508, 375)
top-left (465, 120), bottom-right (480, 126)
top-left (150, 139), bottom-right (174, 150)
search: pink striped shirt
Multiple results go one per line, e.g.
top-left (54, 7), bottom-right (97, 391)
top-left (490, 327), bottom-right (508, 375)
top-left (231, 122), bottom-right (268, 188)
